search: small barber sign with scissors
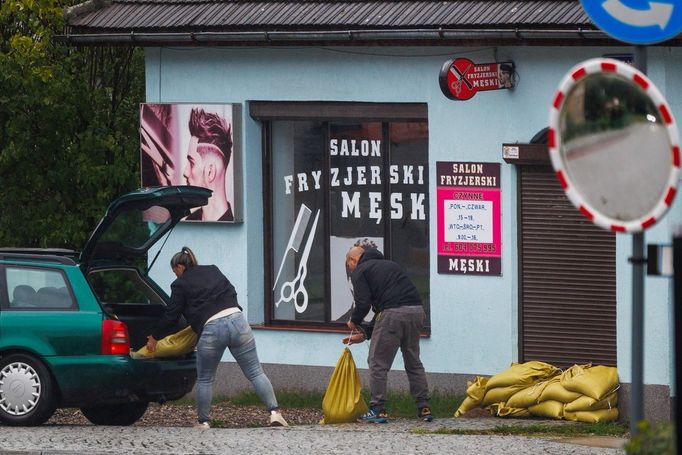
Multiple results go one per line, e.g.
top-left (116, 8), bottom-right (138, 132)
top-left (439, 58), bottom-right (516, 101)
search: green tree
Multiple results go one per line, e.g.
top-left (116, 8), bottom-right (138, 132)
top-left (0, 0), bottom-right (144, 249)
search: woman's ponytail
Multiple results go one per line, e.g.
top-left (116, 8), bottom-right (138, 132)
top-left (171, 246), bottom-right (198, 269)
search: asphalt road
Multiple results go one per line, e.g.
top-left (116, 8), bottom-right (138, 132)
top-left (0, 417), bottom-right (627, 454)
top-left (563, 121), bottom-right (671, 221)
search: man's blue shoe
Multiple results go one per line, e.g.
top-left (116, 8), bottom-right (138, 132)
top-left (358, 408), bottom-right (388, 424)
top-left (418, 406), bottom-right (434, 422)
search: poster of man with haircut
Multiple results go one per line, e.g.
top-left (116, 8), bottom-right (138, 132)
top-left (330, 236), bottom-right (382, 322)
top-left (139, 103), bottom-right (241, 222)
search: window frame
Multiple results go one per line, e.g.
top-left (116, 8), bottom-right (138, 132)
top-left (252, 101), bottom-right (429, 331)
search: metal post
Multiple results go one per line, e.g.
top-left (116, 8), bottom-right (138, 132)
top-left (674, 232), bottom-right (682, 454)
top-left (629, 45), bottom-right (647, 436)
top-left (635, 45), bottom-right (647, 74)
top-left (630, 231), bottom-right (645, 435)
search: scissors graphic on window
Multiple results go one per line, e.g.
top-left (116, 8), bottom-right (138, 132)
top-left (274, 209), bottom-right (320, 313)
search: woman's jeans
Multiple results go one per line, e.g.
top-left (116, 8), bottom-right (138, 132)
top-left (196, 312), bottom-right (278, 423)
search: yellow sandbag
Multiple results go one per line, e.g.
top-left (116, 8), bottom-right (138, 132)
top-left (132, 325), bottom-right (197, 359)
top-left (488, 403), bottom-right (531, 418)
top-left (564, 408), bottom-right (619, 423)
top-left (481, 383), bottom-right (528, 407)
top-left (485, 361), bottom-right (559, 390)
top-left (565, 392), bottom-right (618, 412)
top-left (539, 376), bottom-right (582, 403)
top-left (466, 376), bottom-right (489, 402)
top-left (561, 365), bottom-right (619, 400)
top-left (321, 348), bottom-right (368, 424)
top-left (454, 376), bottom-right (489, 417)
top-left (454, 397), bottom-right (479, 417)
top-left (528, 400), bottom-right (565, 419)
top-left (506, 380), bottom-right (550, 408)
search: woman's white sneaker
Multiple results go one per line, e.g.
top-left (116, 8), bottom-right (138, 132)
top-left (269, 410), bottom-right (289, 427)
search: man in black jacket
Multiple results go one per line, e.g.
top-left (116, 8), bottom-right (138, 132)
top-left (344, 247), bottom-right (433, 423)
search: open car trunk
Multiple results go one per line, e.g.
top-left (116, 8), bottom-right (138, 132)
top-left (78, 186), bottom-right (212, 358)
top-left (88, 267), bottom-right (189, 352)
top-left (104, 303), bottom-right (189, 351)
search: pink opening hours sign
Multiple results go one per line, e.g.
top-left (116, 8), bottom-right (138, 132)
top-left (437, 161), bottom-right (501, 275)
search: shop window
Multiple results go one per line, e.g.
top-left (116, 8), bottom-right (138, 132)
top-left (256, 103), bottom-right (430, 330)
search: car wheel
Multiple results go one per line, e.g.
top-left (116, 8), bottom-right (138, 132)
top-left (80, 401), bottom-right (149, 426)
top-left (0, 353), bottom-right (57, 426)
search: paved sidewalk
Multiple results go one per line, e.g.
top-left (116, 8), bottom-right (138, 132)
top-left (0, 418), bottom-right (627, 455)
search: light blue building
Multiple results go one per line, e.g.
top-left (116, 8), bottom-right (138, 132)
top-left (66, 0), bottom-right (682, 422)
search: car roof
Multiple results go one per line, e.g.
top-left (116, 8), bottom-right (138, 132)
top-left (0, 249), bottom-right (77, 266)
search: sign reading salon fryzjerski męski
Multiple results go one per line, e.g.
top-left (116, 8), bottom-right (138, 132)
top-left (439, 58), bottom-right (515, 101)
top-left (437, 162), bottom-right (501, 275)
top-left (276, 122), bottom-right (429, 321)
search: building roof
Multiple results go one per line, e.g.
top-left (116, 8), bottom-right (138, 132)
top-left (61, 0), bottom-right (659, 46)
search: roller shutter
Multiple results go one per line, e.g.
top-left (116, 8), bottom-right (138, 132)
top-left (519, 165), bottom-right (616, 368)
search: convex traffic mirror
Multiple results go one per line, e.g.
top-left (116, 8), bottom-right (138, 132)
top-left (549, 58), bottom-right (680, 232)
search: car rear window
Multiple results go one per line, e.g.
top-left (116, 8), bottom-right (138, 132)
top-left (4, 267), bottom-right (76, 310)
top-left (87, 269), bottom-right (165, 305)
top-left (101, 205), bottom-right (172, 250)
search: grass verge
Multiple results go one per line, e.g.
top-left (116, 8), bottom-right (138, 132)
top-left (412, 422), bottom-right (628, 437)
top-left (173, 389), bottom-right (463, 418)
top-left (168, 391), bottom-right (629, 437)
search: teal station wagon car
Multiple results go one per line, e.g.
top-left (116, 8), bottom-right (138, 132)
top-left (0, 186), bottom-right (212, 426)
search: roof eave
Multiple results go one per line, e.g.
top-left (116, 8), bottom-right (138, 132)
top-left (59, 27), bottom-right (617, 46)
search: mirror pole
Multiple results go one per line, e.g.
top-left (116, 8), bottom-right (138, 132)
top-left (674, 231), bottom-right (682, 454)
top-left (634, 45), bottom-right (647, 74)
top-left (629, 45), bottom-right (647, 436)
top-left (631, 231), bottom-right (645, 435)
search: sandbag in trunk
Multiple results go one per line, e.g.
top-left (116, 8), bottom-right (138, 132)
top-left (131, 325), bottom-right (197, 359)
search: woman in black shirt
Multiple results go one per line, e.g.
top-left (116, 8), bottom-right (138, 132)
top-left (147, 246), bottom-right (288, 428)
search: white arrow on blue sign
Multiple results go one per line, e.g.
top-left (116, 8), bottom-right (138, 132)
top-left (581, 0), bottom-right (682, 44)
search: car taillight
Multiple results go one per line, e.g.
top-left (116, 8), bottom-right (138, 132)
top-left (101, 319), bottom-right (130, 355)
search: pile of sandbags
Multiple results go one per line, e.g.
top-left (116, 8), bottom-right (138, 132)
top-left (455, 361), bottom-right (619, 423)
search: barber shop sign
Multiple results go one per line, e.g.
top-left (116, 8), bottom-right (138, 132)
top-left (437, 161), bottom-right (502, 276)
top-left (439, 58), bottom-right (515, 101)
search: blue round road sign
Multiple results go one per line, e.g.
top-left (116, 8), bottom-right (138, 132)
top-left (581, 0), bottom-right (682, 44)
